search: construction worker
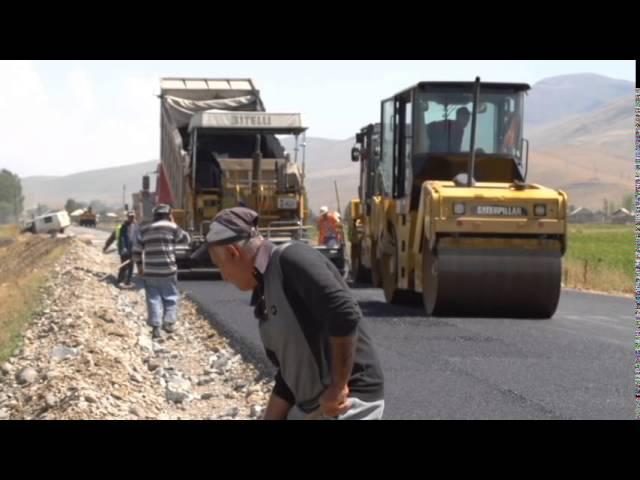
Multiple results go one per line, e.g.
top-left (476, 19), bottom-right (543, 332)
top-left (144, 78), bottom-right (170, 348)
top-left (427, 106), bottom-right (471, 152)
top-left (132, 204), bottom-right (190, 339)
top-left (103, 211), bottom-right (136, 287)
top-left (317, 206), bottom-right (343, 247)
top-left (128, 212), bottom-right (142, 274)
top-left (194, 207), bottom-right (384, 420)
top-left (501, 111), bottom-right (520, 153)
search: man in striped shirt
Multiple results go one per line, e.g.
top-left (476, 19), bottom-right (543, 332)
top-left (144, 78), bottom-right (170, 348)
top-left (132, 204), bottom-right (190, 339)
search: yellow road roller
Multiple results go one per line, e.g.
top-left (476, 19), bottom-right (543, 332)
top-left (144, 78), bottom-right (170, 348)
top-left (348, 123), bottom-right (383, 286)
top-left (349, 77), bottom-right (568, 318)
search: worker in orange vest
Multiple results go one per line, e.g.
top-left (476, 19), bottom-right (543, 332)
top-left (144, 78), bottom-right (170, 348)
top-left (501, 112), bottom-right (520, 153)
top-left (317, 206), bottom-right (343, 247)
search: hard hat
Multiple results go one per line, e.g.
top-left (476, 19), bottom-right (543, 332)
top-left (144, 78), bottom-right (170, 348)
top-left (319, 206), bottom-right (329, 215)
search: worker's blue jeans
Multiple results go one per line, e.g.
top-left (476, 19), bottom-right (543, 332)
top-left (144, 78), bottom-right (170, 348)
top-left (144, 274), bottom-right (179, 328)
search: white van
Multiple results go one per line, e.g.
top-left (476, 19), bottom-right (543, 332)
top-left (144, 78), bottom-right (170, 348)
top-left (25, 211), bottom-right (72, 234)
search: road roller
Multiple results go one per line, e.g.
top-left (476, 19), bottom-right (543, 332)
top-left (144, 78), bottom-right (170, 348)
top-left (348, 123), bottom-right (383, 286)
top-left (349, 77), bottom-right (568, 318)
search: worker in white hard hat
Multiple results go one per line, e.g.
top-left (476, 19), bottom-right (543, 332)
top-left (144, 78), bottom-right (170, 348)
top-left (317, 206), bottom-right (342, 247)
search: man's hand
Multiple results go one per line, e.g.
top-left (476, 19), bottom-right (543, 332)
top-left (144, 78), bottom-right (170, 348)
top-left (137, 264), bottom-right (144, 276)
top-left (319, 383), bottom-right (351, 417)
top-left (321, 335), bottom-right (356, 417)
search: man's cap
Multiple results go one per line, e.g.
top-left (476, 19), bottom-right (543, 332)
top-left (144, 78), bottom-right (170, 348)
top-left (153, 204), bottom-right (171, 216)
top-left (126, 210), bottom-right (135, 217)
top-left (190, 207), bottom-right (259, 261)
top-left (319, 206), bottom-right (329, 215)
top-left (207, 207), bottom-right (259, 246)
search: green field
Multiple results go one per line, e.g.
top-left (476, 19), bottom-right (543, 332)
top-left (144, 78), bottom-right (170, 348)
top-left (564, 224), bottom-right (634, 295)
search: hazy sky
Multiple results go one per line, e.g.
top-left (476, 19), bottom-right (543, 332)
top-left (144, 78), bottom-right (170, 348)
top-left (0, 60), bottom-right (635, 177)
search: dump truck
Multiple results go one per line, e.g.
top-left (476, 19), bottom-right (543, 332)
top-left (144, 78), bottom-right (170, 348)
top-left (349, 78), bottom-right (568, 318)
top-left (155, 77), bottom-right (345, 274)
top-left (78, 207), bottom-right (97, 227)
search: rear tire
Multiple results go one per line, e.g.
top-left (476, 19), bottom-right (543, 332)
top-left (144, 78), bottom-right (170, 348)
top-left (370, 239), bottom-right (382, 288)
top-left (422, 242), bottom-right (440, 316)
top-left (380, 227), bottom-right (415, 305)
top-left (351, 243), bottom-right (371, 284)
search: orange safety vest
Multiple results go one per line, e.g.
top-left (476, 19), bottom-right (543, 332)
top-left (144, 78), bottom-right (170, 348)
top-left (502, 114), bottom-right (519, 152)
top-left (317, 212), bottom-right (342, 245)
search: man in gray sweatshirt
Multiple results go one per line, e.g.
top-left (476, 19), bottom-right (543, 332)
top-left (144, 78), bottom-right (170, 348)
top-left (193, 207), bottom-right (384, 420)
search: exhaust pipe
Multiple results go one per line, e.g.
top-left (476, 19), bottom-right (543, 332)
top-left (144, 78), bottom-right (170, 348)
top-left (252, 134), bottom-right (262, 213)
top-left (467, 76), bottom-right (481, 187)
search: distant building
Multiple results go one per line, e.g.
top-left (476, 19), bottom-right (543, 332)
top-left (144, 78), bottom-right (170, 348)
top-left (69, 208), bottom-right (85, 217)
top-left (568, 207), bottom-right (594, 224)
top-left (611, 208), bottom-right (634, 225)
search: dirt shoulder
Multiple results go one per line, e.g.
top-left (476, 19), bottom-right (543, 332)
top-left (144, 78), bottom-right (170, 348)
top-left (0, 236), bottom-right (272, 420)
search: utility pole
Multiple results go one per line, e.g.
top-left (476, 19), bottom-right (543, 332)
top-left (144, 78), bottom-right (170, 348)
top-left (334, 180), bottom-right (342, 215)
top-left (11, 172), bottom-right (22, 223)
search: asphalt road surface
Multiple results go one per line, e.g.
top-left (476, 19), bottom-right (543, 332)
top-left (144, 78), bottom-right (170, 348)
top-left (181, 277), bottom-right (635, 420)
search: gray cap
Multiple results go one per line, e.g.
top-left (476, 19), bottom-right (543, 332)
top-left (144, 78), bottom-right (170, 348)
top-left (190, 207), bottom-right (259, 261)
top-left (153, 204), bottom-right (171, 216)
